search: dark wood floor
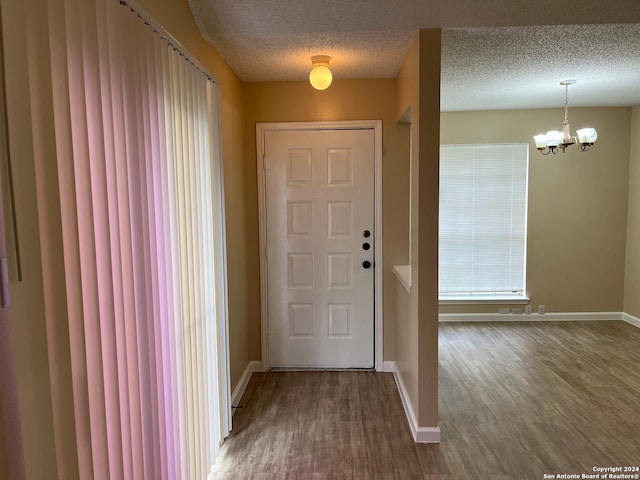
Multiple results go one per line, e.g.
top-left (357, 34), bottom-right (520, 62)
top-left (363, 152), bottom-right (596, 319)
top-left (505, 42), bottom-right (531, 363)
top-left (212, 321), bottom-right (640, 479)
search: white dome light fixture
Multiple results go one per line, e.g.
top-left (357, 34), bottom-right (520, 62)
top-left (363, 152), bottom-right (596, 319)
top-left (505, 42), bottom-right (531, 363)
top-left (533, 80), bottom-right (598, 155)
top-left (309, 55), bottom-right (332, 90)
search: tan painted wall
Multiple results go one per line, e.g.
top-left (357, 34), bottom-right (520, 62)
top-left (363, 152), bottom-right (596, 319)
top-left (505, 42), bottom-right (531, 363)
top-left (384, 124), bottom-right (411, 356)
top-left (624, 106), bottom-right (640, 318)
top-left (394, 33), bottom-right (421, 421)
top-left (440, 107), bottom-right (631, 314)
top-left (243, 79), bottom-right (408, 362)
top-left (415, 29), bottom-right (440, 428)
top-left (394, 29), bottom-right (441, 429)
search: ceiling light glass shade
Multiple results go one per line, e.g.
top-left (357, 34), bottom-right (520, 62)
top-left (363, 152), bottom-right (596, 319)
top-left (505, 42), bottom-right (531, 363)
top-left (545, 130), bottom-right (563, 147)
top-left (576, 127), bottom-right (598, 145)
top-left (309, 66), bottom-right (332, 90)
top-left (534, 134), bottom-right (548, 149)
top-left (309, 55), bottom-right (332, 90)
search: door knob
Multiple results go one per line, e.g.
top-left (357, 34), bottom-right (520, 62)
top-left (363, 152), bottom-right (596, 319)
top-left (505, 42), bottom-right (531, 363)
top-left (362, 242), bottom-right (370, 251)
top-left (362, 229), bottom-right (371, 238)
top-left (362, 260), bottom-right (371, 269)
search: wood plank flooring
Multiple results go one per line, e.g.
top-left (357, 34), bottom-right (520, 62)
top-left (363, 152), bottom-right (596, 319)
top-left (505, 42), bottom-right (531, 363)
top-left (212, 321), bottom-right (640, 479)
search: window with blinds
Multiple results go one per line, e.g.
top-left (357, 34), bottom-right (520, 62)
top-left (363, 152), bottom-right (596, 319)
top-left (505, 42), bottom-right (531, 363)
top-left (439, 143), bottom-right (529, 301)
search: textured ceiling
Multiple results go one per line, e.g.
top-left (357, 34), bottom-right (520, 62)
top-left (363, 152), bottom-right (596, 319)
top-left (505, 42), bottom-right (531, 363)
top-left (442, 25), bottom-right (640, 111)
top-left (187, 0), bottom-right (640, 111)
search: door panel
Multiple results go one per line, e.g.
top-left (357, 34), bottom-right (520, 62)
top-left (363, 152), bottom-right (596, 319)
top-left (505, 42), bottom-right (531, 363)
top-left (265, 129), bottom-right (375, 368)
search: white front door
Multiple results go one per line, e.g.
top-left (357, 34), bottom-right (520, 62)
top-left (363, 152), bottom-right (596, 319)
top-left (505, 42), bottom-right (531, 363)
top-left (263, 128), bottom-right (375, 368)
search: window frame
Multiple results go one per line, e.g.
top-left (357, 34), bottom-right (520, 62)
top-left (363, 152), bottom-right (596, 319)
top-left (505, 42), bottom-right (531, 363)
top-left (438, 142), bottom-right (530, 304)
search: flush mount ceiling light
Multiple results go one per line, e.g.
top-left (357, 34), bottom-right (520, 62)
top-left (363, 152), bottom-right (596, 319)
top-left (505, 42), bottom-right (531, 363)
top-left (533, 80), bottom-right (598, 155)
top-left (309, 55), bottom-right (332, 90)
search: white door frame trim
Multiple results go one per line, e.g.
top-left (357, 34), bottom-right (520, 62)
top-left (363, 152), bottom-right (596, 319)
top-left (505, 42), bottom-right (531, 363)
top-left (256, 120), bottom-right (383, 371)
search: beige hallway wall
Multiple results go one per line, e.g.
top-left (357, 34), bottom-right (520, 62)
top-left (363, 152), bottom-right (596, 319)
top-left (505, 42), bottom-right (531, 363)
top-left (243, 79), bottom-right (410, 363)
top-left (394, 29), bottom-right (441, 431)
top-left (624, 105), bottom-right (640, 318)
top-left (395, 32), bottom-right (421, 420)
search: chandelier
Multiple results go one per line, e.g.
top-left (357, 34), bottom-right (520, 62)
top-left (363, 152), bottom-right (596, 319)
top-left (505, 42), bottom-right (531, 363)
top-left (533, 80), bottom-right (598, 155)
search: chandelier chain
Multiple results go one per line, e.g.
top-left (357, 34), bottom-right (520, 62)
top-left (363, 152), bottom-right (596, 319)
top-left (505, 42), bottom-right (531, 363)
top-left (564, 83), bottom-right (570, 125)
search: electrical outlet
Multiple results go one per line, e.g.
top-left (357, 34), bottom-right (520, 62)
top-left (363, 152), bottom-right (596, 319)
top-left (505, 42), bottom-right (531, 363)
top-left (525, 305), bottom-right (532, 315)
top-left (538, 305), bottom-right (546, 315)
top-left (511, 308), bottom-right (522, 315)
top-left (499, 308), bottom-right (510, 314)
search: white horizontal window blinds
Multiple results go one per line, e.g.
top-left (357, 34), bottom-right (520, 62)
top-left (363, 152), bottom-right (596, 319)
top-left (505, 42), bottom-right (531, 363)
top-left (28, 0), bottom-right (230, 478)
top-left (439, 143), bottom-right (529, 298)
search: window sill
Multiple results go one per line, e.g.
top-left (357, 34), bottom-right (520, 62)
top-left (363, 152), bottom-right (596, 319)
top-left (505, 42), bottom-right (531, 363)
top-left (393, 265), bottom-right (412, 294)
top-left (439, 295), bottom-right (529, 305)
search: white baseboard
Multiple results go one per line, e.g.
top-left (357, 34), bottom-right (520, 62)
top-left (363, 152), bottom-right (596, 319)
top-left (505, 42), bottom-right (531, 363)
top-left (622, 312), bottom-right (640, 329)
top-left (379, 360), bottom-right (396, 373)
top-left (389, 361), bottom-right (441, 444)
top-left (415, 426), bottom-right (442, 443)
top-left (439, 311), bottom-right (622, 322)
top-left (231, 360), bottom-right (263, 413)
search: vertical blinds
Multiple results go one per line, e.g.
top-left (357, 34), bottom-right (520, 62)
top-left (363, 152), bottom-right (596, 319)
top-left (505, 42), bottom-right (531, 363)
top-left (439, 143), bottom-right (529, 297)
top-left (23, 0), bottom-right (230, 478)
